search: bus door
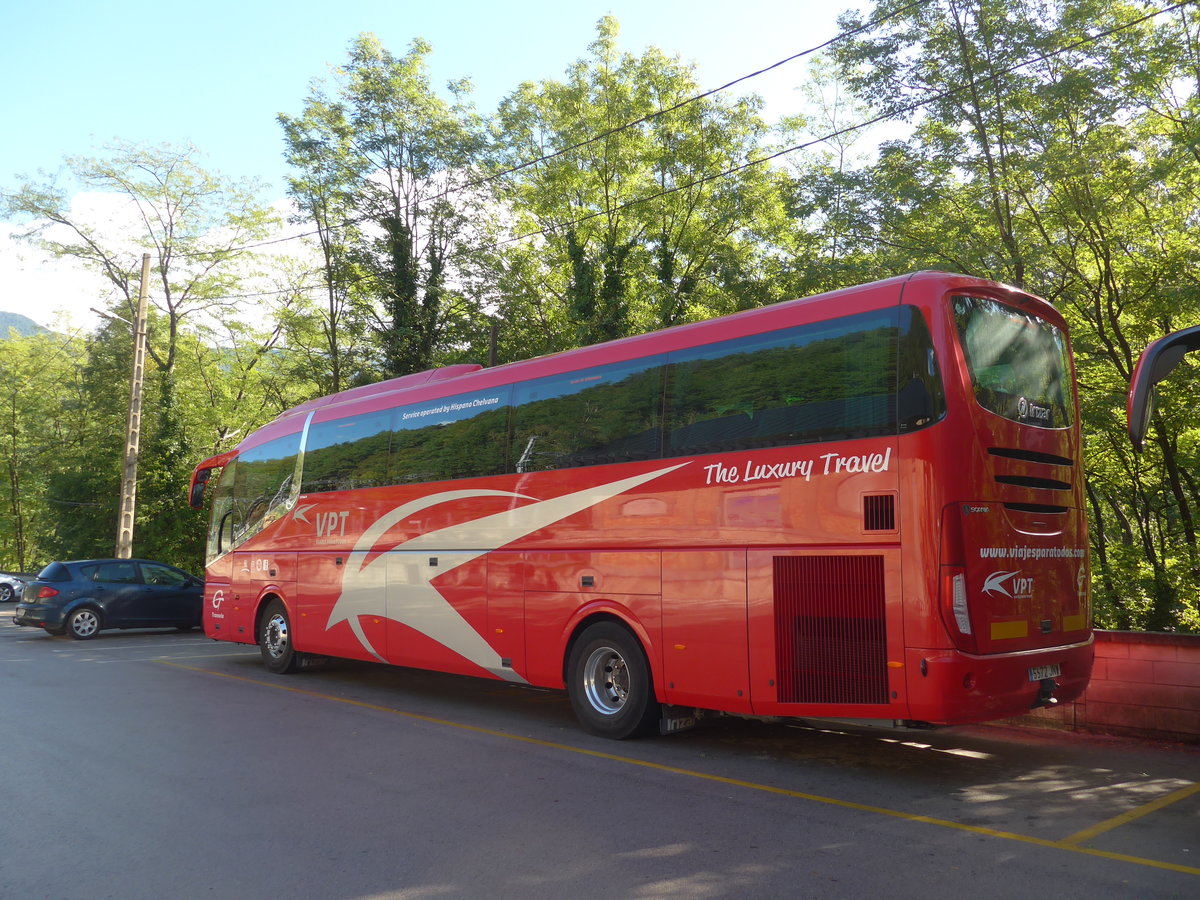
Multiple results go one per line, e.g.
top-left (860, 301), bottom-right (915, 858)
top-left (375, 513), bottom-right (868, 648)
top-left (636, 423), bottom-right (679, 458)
top-left (487, 552), bottom-right (526, 680)
top-left (383, 551), bottom-right (497, 678)
top-left (661, 550), bottom-right (752, 714)
top-left (202, 462), bottom-right (237, 640)
top-left (204, 547), bottom-right (235, 639)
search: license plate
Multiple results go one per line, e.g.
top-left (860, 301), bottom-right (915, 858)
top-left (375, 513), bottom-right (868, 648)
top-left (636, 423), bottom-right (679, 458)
top-left (1029, 664), bottom-right (1062, 682)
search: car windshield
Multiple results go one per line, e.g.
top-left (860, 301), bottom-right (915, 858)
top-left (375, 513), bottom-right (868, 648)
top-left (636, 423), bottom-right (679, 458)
top-left (952, 295), bottom-right (1072, 429)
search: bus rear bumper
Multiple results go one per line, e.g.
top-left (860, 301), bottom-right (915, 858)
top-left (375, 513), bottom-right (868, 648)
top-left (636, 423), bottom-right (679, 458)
top-left (904, 636), bottom-right (1095, 725)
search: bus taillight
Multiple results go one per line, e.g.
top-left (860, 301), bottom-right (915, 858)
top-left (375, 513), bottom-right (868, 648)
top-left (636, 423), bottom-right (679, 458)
top-left (940, 567), bottom-right (977, 652)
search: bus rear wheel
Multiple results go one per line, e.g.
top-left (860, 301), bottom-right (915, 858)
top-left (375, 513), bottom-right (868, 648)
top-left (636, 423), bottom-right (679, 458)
top-left (567, 622), bottom-right (659, 739)
top-left (259, 599), bottom-right (300, 674)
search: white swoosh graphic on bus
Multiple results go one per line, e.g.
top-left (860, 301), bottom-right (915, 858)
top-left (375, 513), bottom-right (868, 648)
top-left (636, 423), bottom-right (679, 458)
top-left (982, 570), bottom-right (1021, 597)
top-left (326, 464), bottom-right (687, 680)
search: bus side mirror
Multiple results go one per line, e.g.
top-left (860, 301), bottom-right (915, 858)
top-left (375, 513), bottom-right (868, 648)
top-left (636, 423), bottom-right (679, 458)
top-left (1128, 325), bottom-right (1200, 450)
top-left (189, 469), bottom-right (211, 509)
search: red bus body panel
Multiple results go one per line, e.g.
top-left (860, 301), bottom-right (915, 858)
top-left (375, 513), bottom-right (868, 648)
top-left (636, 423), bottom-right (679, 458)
top-left (197, 272), bottom-right (1093, 726)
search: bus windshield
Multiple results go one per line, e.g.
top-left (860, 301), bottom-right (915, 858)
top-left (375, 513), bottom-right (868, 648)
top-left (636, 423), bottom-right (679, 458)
top-left (952, 295), bottom-right (1072, 428)
top-left (207, 433), bottom-right (301, 561)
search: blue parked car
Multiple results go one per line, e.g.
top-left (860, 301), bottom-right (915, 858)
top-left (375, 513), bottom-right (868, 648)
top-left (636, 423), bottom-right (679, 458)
top-left (14, 558), bottom-right (203, 640)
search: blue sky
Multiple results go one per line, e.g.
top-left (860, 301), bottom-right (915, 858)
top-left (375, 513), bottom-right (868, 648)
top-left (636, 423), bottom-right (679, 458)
top-left (1, 0), bottom-right (862, 193)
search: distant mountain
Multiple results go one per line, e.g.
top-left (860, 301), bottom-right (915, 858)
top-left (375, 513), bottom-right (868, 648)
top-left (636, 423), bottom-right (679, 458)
top-left (0, 311), bottom-right (48, 338)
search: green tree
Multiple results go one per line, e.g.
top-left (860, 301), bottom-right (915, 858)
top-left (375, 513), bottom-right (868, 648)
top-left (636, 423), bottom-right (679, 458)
top-left (827, 0), bottom-right (1200, 630)
top-left (486, 16), bottom-right (791, 358)
top-left (1, 141), bottom-right (279, 375)
top-left (1, 142), bottom-right (282, 566)
top-left (279, 85), bottom-right (376, 392)
top-left (0, 331), bottom-right (83, 571)
top-left (281, 33), bottom-right (489, 380)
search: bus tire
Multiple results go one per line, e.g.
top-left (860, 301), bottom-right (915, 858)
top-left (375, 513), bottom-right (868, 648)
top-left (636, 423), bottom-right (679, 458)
top-left (567, 622), bottom-right (659, 739)
top-left (259, 599), bottom-right (300, 674)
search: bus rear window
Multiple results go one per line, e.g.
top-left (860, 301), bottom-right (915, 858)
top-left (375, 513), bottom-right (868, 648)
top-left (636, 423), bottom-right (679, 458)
top-left (952, 296), bottom-right (1072, 429)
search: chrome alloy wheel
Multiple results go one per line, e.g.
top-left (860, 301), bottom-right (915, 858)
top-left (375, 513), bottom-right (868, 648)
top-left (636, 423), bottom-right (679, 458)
top-left (263, 611), bottom-right (290, 660)
top-left (581, 644), bottom-right (631, 715)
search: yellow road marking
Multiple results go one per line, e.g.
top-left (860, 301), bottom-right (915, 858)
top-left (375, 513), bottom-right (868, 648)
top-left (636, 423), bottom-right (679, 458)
top-left (1060, 781), bottom-right (1200, 847)
top-left (159, 660), bottom-right (1200, 877)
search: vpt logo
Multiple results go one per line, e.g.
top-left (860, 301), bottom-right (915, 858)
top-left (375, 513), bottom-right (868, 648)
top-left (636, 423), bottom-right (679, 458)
top-left (983, 570), bottom-right (1035, 599)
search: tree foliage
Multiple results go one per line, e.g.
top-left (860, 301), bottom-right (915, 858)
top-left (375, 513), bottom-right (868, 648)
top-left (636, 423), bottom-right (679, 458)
top-left (827, 0), bottom-right (1200, 629)
top-left (0, 145), bottom-right (294, 573)
top-left (280, 33), bottom-right (489, 381)
top-left (485, 16), bottom-right (793, 358)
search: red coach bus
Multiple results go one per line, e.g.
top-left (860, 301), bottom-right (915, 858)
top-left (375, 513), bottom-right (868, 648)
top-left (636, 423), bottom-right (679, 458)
top-left (189, 271), bottom-right (1093, 738)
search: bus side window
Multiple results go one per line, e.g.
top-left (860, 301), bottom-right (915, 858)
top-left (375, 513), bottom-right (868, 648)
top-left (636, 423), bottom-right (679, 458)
top-left (302, 412), bottom-right (393, 494)
top-left (896, 306), bottom-right (946, 431)
top-left (664, 309), bottom-right (903, 457)
top-left (390, 388), bottom-right (512, 484)
top-left (511, 358), bottom-right (666, 472)
top-left (226, 434), bottom-right (301, 547)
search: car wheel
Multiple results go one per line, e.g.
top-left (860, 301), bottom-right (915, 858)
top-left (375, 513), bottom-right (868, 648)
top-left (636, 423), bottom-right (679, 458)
top-left (566, 621), bottom-right (660, 739)
top-left (258, 599), bottom-right (300, 674)
top-left (66, 608), bottom-right (101, 641)
top-left (0, 584), bottom-right (13, 603)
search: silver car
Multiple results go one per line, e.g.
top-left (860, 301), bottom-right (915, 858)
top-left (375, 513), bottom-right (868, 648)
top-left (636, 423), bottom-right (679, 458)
top-left (0, 572), bottom-right (30, 603)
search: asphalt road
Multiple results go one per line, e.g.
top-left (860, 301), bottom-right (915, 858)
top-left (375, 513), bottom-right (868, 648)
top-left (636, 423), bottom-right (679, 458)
top-left (1, 611), bottom-right (1196, 899)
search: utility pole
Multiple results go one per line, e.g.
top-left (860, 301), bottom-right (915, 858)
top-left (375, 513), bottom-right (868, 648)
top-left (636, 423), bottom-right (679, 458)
top-left (115, 253), bottom-right (151, 559)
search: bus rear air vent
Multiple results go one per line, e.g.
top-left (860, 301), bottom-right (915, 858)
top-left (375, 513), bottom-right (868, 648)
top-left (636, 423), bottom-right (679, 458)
top-left (995, 475), bottom-right (1072, 491)
top-left (987, 447), bottom-right (1073, 467)
top-left (863, 494), bottom-right (896, 531)
top-left (1004, 502), bottom-right (1068, 515)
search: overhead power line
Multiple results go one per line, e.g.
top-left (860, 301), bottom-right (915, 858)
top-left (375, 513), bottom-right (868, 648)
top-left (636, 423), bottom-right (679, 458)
top-left (462, 0), bottom-right (934, 191)
top-left (175, 0), bottom-right (1188, 289)
top-left (254, 0), bottom-right (1194, 302)
top-left (490, 0), bottom-right (1193, 249)
top-left (178, 0), bottom-right (933, 260)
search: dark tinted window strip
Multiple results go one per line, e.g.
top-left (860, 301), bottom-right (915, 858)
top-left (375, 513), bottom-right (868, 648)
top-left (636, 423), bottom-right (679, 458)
top-left (664, 308), bottom-right (905, 457)
top-left (300, 306), bottom-right (949, 487)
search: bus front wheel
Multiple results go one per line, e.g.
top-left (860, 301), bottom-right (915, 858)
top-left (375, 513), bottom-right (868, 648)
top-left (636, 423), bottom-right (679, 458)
top-left (567, 622), bottom-right (659, 739)
top-left (259, 600), bottom-right (300, 674)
